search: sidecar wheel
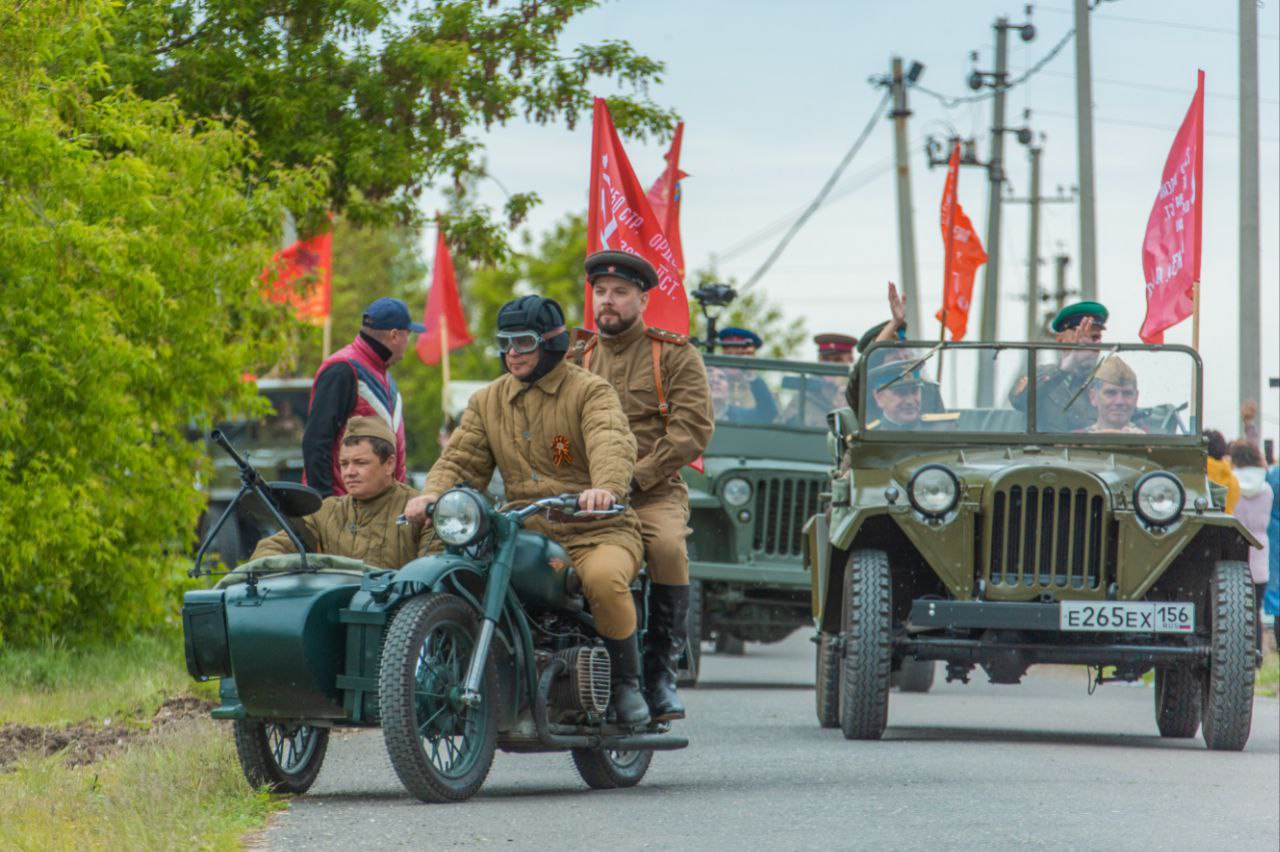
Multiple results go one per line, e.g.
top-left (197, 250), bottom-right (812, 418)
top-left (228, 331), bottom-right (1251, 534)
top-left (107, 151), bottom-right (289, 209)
top-left (379, 593), bottom-right (498, 803)
top-left (232, 720), bottom-right (328, 794)
top-left (571, 747), bottom-right (654, 789)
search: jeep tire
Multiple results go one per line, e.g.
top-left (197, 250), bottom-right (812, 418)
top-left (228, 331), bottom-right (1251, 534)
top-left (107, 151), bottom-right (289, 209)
top-left (1200, 560), bottom-right (1256, 751)
top-left (895, 658), bottom-right (937, 694)
top-left (815, 632), bottom-right (840, 728)
top-left (1153, 666), bottom-right (1201, 738)
top-left (838, 549), bottom-right (892, 740)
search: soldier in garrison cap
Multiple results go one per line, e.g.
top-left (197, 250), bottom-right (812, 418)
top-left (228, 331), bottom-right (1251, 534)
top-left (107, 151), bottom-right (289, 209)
top-left (570, 250), bottom-right (714, 723)
top-left (863, 362), bottom-right (958, 431)
top-left (1009, 300), bottom-right (1110, 432)
top-left (1081, 355), bottom-right (1145, 434)
top-left (250, 415), bottom-right (432, 568)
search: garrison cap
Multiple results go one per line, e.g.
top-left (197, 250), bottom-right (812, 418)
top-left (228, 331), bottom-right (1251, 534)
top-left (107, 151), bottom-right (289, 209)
top-left (1092, 355), bottom-right (1137, 388)
top-left (344, 415), bottom-right (397, 447)
top-left (867, 360), bottom-right (926, 393)
top-left (585, 250), bottom-right (660, 292)
top-left (856, 320), bottom-right (909, 354)
top-left (814, 333), bottom-right (857, 356)
top-left (718, 327), bottom-right (763, 349)
top-left (1051, 300), bottom-right (1109, 333)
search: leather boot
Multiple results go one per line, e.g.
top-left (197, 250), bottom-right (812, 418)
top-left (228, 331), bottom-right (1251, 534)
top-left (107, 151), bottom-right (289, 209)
top-left (644, 583), bottom-right (689, 721)
top-left (603, 635), bottom-right (651, 726)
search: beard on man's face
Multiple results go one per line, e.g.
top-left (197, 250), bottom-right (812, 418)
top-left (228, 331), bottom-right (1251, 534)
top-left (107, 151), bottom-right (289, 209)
top-left (595, 308), bottom-right (639, 336)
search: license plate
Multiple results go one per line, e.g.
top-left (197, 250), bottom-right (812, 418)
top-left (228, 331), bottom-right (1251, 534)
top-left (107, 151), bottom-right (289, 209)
top-left (1059, 601), bottom-right (1195, 633)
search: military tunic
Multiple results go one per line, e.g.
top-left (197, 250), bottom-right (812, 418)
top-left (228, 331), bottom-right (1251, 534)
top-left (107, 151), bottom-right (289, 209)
top-left (570, 320), bottom-right (714, 586)
top-left (250, 480), bottom-right (429, 569)
top-left (1008, 364), bottom-right (1097, 433)
top-left (423, 359), bottom-right (644, 637)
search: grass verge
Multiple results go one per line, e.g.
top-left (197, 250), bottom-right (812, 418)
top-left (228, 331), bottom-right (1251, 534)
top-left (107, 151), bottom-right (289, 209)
top-left (1257, 651), bottom-right (1279, 698)
top-left (1, 633), bottom-right (279, 850)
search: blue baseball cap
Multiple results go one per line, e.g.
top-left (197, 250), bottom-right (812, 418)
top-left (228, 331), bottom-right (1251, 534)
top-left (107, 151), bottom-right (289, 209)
top-left (362, 297), bottom-right (425, 333)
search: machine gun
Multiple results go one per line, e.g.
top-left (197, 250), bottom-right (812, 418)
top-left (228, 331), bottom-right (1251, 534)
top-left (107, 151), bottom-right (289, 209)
top-left (689, 282), bottom-right (738, 354)
top-left (191, 430), bottom-right (323, 577)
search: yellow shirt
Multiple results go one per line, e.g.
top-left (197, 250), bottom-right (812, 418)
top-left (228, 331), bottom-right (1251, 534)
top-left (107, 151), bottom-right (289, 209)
top-left (1206, 457), bottom-right (1240, 514)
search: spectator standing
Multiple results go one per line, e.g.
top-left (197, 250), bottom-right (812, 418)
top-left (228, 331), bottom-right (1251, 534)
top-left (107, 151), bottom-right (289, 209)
top-left (303, 297), bottom-right (423, 496)
top-left (1205, 430), bottom-right (1240, 513)
top-left (1265, 462), bottom-right (1280, 647)
top-left (1229, 440), bottom-right (1273, 652)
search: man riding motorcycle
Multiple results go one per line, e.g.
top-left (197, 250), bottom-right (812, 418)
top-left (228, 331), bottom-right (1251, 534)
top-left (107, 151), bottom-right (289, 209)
top-left (404, 295), bottom-right (651, 726)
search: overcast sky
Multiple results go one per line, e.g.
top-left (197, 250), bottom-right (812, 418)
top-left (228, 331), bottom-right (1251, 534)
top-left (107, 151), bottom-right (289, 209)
top-left (421, 0), bottom-right (1280, 445)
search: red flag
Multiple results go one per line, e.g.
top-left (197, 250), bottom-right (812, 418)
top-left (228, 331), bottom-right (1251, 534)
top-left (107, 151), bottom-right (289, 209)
top-left (1140, 71), bottom-right (1205, 344)
top-left (645, 122), bottom-right (688, 278)
top-left (263, 230), bottom-right (332, 323)
top-left (585, 99), bottom-right (689, 334)
top-left (934, 142), bottom-right (988, 341)
top-left (415, 226), bottom-right (474, 365)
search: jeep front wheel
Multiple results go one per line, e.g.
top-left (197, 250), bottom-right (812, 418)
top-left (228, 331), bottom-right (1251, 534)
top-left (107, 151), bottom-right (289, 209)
top-left (814, 632), bottom-right (840, 728)
top-left (1200, 560), bottom-right (1256, 751)
top-left (838, 549), bottom-right (892, 740)
top-left (1153, 667), bottom-right (1201, 738)
top-left (895, 658), bottom-right (937, 694)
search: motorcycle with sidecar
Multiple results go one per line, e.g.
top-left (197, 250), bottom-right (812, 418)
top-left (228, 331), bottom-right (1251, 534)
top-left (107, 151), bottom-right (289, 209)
top-left (182, 431), bottom-right (687, 802)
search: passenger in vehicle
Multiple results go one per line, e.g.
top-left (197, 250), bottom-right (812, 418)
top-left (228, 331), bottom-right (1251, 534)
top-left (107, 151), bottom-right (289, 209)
top-left (1009, 301), bottom-right (1109, 432)
top-left (708, 366), bottom-right (778, 425)
top-left (864, 362), bottom-right (956, 431)
top-left (1080, 356), bottom-right (1145, 434)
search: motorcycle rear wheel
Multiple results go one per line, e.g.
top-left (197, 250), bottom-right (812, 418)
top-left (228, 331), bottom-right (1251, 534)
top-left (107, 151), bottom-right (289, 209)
top-left (232, 720), bottom-right (328, 794)
top-left (571, 747), bottom-right (653, 789)
top-left (379, 593), bottom-right (498, 803)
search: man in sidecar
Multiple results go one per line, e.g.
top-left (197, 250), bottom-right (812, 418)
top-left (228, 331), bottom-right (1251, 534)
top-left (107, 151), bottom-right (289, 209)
top-left (250, 415), bottom-right (431, 567)
top-left (404, 295), bottom-right (651, 726)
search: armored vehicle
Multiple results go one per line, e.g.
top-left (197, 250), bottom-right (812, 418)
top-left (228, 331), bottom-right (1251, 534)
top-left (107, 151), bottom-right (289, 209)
top-left (198, 377), bottom-right (311, 564)
top-left (682, 354), bottom-right (849, 679)
top-left (808, 341), bottom-right (1262, 750)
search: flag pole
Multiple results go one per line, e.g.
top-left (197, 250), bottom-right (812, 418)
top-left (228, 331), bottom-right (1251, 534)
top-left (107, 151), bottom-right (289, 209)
top-left (440, 313), bottom-right (451, 420)
top-left (1191, 280), bottom-right (1200, 351)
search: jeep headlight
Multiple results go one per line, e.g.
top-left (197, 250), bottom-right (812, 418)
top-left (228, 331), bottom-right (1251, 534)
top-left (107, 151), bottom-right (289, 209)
top-left (1134, 472), bottom-right (1184, 526)
top-left (722, 477), bottom-right (752, 508)
top-left (908, 464), bottom-right (959, 518)
top-left (433, 488), bottom-right (489, 546)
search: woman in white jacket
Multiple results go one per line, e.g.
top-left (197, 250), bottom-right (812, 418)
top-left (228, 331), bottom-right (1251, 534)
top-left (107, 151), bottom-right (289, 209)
top-left (1229, 440), bottom-right (1274, 652)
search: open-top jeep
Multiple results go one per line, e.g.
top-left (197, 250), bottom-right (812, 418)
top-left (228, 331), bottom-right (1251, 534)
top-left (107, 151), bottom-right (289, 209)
top-left (807, 341), bottom-right (1262, 750)
top-left (681, 354), bottom-right (849, 678)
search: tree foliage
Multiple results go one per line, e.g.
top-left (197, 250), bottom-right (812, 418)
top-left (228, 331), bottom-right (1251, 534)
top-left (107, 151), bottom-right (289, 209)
top-left (0, 1), bottom-right (325, 644)
top-left (104, 0), bottom-right (675, 258)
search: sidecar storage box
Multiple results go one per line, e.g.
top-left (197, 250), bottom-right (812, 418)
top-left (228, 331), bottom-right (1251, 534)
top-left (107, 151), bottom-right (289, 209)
top-left (218, 567), bottom-right (365, 720)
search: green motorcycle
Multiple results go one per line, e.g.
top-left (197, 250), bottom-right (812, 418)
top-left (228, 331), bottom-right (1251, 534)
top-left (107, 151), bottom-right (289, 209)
top-left (183, 433), bottom-right (687, 803)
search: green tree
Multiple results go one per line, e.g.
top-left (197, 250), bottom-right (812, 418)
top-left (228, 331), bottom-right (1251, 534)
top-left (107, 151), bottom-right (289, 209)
top-left (104, 0), bottom-right (674, 257)
top-left (0, 1), bottom-right (325, 644)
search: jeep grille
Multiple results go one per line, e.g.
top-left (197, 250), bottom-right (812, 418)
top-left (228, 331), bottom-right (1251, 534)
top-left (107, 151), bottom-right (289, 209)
top-left (985, 484), bottom-right (1106, 591)
top-left (752, 477), bottom-right (824, 557)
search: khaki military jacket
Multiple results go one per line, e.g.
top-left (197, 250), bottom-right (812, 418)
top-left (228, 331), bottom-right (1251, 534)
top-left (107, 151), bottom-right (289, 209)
top-left (1009, 363), bottom-right (1096, 432)
top-left (250, 480), bottom-right (429, 569)
top-left (569, 321), bottom-right (714, 492)
top-left (424, 360), bottom-right (643, 564)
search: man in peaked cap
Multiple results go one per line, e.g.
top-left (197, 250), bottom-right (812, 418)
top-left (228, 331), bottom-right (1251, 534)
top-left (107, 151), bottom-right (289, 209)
top-left (1083, 355), bottom-right (1145, 434)
top-left (570, 249), bottom-right (714, 723)
top-left (251, 416), bottom-right (431, 568)
top-left (717, 326), bottom-right (763, 356)
top-left (814, 333), bottom-right (857, 364)
top-left (863, 362), bottom-right (957, 431)
top-left (1009, 300), bottom-right (1110, 432)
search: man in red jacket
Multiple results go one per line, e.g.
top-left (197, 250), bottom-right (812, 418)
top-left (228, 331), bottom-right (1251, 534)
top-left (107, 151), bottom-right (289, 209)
top-left (302, 297), bottom-right (423, 496)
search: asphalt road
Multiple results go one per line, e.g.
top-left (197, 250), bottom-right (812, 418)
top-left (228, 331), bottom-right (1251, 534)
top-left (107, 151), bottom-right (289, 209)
top-left (266, 634), bottom-right (1280, 851)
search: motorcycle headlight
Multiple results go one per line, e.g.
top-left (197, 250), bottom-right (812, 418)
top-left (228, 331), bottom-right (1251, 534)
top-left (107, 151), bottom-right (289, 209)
top-left (1134, 472), bottom-right (1184, 526)
top-left (722, 477), bottom-right (752, 508)
top-left (908, 464), bottom-right (959, 518)
top-left (433, 488), bottom-right (489, 547)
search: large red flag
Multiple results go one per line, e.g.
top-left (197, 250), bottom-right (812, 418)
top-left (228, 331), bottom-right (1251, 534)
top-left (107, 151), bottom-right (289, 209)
top-left (415, 226), bottom-right (473, 365)
top-left (645, 122), bottom-right (688, 279)
top-left (1140, 70), bottom-right (1204, 344)
top-left (585, 99), bottom-right (689, 334)
top-left (263, 229), bottom-right (332, 323)
top-left (935, 142), bottom-right (988, 341)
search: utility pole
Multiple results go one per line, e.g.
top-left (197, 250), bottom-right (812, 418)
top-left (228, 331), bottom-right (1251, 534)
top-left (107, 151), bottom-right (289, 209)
top-left (969, 14), bottom-right (1035, 406)
top-left (1074, 0), bottom-right (1098, 301)
top-left (1054, 254), bottom-right (1072, 315)
top-left (1239, 0), bottom-right (1261, 433)
top-left (883, 58), bottom-right (923, 332)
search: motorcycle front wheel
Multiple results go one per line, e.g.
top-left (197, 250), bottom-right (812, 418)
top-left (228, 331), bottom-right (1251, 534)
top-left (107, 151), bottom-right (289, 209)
top-left (379, 593), bottom-right (499, 803)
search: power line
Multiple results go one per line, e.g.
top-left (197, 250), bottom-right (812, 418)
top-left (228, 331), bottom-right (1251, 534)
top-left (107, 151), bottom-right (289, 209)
top-left (1037, 68), bottom-right (1280, 105)
top-left (1035, 107), bottom-right (1280, 143)
top-left (1036, 4), bottom-right (1280, 40)
top-left (739, 91), bottom-right (892, 291)
top-left (911, 24), bottom-right (1077, 108)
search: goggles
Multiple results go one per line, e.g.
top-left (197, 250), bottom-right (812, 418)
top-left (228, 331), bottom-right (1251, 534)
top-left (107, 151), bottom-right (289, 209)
top-left (496, 326), bottom-right (564, 354)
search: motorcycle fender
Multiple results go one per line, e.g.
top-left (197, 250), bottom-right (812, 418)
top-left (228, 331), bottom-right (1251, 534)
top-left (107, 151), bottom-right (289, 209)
top-left (392, 554), bottom-right (486, 593)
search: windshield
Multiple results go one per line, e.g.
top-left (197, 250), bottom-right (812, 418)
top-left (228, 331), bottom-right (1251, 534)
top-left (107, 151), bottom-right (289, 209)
top-left (706, 360), bottom-right (847, 430)
top-left (859, 342), bottom-right (1198, 437)
top-left (215, 388), bottom-right (310, 444)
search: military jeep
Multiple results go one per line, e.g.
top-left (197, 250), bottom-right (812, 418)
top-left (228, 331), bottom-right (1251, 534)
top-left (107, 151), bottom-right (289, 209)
top-left (681, 354), bottom-right (849, 680)
top-left (198, 377), bottom-right (312, 565)
top-left (807, 341), bottom-right (1262, 750)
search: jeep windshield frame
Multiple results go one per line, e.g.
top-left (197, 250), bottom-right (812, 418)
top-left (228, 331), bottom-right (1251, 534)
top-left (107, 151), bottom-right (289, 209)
top-left (703, 353), bottom-right (851, 434)
top-left (856, 341), bottom-right (1203, 446)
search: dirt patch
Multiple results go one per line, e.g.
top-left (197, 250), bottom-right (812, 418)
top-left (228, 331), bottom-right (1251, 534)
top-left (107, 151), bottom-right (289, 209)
top-left (0, 695), bottom-right (217, 770)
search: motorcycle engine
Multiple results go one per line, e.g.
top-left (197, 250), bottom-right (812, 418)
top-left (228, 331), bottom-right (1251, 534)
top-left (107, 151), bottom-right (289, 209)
top-left (544, 645), bottom-right (611, 721)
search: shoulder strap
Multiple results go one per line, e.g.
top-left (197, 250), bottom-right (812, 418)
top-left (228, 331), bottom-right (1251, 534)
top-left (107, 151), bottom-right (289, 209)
top-left (651, 338), bottom-right (670, 429)
top-left (645, 326), bottom-right (689, 346)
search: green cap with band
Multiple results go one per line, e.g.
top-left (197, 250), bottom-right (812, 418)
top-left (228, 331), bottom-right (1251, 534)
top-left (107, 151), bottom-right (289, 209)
top-left (1051, 301), bottom-right (1109, 333)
